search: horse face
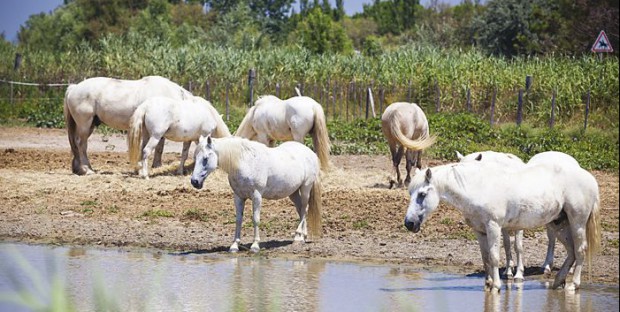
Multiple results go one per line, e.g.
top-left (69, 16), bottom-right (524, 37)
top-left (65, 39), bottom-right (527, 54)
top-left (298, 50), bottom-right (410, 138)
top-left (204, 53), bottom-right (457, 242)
top-left (404, 169), bottom-right (440, 233)
top-left (190, 137), bottom-right (218, 189)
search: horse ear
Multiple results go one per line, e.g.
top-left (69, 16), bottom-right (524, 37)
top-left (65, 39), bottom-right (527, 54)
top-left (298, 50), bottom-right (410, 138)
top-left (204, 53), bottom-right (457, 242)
top-left (198, 135), bottom-right (206, 144)
top-left (206, 135), bottom-right (212, 146)
top-left (425, 168), bottom-right (432, 183)
top-left (475, 154), bottom-right (482, 161)
top-left (456, 151), bottom-right (464, 160)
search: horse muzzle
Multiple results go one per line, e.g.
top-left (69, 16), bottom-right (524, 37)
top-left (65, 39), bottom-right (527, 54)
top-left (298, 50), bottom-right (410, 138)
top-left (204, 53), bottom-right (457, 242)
top-left (190, 178), bottom-right (203, 189)
top-left (404, 219), bottom-right (421, 233)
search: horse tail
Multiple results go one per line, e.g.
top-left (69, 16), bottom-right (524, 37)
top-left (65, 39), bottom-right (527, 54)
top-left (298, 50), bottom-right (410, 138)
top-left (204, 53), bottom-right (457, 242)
top-left (307, 176), bottom-right (323, 239)
top-left (63, 84), bottom-right (81, 174)
top-left (311, 104), bottom-right (331, 171)
top-left (207, 104), bottom-right (231, 138)
top-left (586, 192), bottom-right (602, 280)
top-left (128, 104), bottom-right (147, 167)
top-left (234, 105), bottom-right (257, 138)
top-left (389, 112), bottom-right (436, 151)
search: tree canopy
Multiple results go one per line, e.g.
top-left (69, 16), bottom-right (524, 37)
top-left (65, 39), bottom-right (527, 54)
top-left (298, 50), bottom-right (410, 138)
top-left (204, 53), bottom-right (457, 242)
top-left (6, 0), bottom-right (619, 58)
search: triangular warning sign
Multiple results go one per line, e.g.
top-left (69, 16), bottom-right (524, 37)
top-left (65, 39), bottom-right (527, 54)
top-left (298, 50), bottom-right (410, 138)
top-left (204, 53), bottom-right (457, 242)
top-left (591, 30), bottom-right (613, 53)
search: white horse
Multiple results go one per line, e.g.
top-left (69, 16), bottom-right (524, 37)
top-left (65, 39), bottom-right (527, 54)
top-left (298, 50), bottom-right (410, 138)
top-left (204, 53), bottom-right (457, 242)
top-left (458, 150), bottom-right (583, 276)
top-left (127, 96), bottom-right (231, 179)
top-left (456, 150), bottom-right (527, 281)
top-left (404, 160), bottom-right (600, 291)
top-left (63, 76), bottom-right (193, 175)
top-left (234, 95), bottom-right (331, 170)
top-left (190, 136), bottom-right (322, 253)
top-left (381, 102), bottom-right (436, 188)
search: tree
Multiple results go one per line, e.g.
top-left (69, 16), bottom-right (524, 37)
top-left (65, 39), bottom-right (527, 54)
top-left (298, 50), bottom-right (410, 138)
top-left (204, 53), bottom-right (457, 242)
top-left (295, 7), bottom-right (353, 54)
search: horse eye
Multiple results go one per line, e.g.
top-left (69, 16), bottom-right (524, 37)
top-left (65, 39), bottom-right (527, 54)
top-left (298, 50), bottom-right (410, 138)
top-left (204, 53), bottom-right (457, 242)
top-left (416, 192), bottom-right (426, 204)
top-left (202, 157), bottom-right (208, 167)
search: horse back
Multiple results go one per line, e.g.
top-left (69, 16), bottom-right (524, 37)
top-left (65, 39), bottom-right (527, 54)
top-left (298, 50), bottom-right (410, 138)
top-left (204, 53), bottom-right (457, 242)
top-left (381, 102), bottom-right (429, 140)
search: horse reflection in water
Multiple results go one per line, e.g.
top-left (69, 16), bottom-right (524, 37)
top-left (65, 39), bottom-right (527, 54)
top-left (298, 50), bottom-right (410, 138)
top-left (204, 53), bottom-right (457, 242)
top-left (190, 136), bottom-right (322, 253)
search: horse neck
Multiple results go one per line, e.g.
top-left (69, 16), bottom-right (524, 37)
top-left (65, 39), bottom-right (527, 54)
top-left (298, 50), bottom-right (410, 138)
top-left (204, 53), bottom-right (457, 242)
top-left (430, 164), bottom-right (474, 209)
top-left (213, 138), bottom-right (249, 175)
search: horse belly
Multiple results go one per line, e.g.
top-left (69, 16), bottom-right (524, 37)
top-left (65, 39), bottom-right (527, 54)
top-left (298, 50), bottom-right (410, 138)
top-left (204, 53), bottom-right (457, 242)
top-left (503, 198), bottom-right (562, 230)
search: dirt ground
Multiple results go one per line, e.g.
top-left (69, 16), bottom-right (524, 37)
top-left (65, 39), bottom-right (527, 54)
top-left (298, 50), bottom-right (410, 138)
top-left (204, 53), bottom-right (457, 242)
top-left (0, 126), bottom-right (618, 286)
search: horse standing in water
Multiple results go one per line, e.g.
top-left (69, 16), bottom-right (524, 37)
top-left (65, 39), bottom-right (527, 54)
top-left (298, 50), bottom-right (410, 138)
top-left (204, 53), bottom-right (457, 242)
top-left (381, 102), bottom-right (436, 188)
top-left (127, 96), bottom-right (231, 179)
top-left (404, 160), bottom-right (600, 291)
top-left (190, 136), bottom-right (322, 253)
top-left (63, 76), bottom-right (192, 175)
top-left (234, 95), bottom-right (331, 170)
top-left (457, 150), bottom-right (583, 277)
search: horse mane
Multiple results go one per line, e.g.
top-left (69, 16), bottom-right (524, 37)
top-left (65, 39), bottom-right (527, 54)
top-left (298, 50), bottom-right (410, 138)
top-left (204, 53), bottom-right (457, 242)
top-left (214, 137), bottom-right (259, 174)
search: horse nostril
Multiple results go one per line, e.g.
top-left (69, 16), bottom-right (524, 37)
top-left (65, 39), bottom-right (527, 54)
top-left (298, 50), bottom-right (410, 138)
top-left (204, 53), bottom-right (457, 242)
top-left (404, 220), bottom-right (414, 231)
top-left (190, 179), bottom-right (201, 189)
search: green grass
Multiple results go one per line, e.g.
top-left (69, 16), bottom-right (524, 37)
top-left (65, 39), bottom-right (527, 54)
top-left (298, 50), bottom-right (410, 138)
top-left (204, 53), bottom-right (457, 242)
top-left (141, 209), bottom-right (174, 218)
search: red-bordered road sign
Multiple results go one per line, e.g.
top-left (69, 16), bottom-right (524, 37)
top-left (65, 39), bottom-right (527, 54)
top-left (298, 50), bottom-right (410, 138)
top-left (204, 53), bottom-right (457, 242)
top-left (591, 30), bottom-right (613, 53)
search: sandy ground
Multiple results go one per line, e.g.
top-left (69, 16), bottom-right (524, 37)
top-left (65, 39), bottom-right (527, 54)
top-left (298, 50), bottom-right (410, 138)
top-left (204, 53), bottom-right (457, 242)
top-left (0, 126), bottom-right (618, 286)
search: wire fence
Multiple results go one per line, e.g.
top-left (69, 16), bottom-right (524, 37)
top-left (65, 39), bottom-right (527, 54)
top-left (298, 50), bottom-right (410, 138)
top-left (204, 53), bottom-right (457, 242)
top-left (0, 73), bottom-right (595, 130)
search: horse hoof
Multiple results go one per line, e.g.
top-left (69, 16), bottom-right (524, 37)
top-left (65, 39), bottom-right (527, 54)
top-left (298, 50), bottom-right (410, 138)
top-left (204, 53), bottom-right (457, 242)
top-left (250, 246), bottom-right (260, 253)
top-left (229, 246), bottom-right (239, 253)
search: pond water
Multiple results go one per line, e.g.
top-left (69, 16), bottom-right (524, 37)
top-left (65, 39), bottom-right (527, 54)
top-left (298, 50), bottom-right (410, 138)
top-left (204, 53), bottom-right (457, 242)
top-left (0, 243), bottom-right (617, 312)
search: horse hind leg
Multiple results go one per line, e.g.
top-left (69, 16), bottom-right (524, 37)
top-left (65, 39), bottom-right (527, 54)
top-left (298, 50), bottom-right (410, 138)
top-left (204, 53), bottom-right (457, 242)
top-left (389, 145), bottom-right (404, 188)
top-left (551, 223), bottom-right (576, 289)
top-left (542, 225), bottom-right (557, 274)
top-left (250, 192), bottom-right (263, 253)
top-left (139, 136), bottom-right (161, 179)
top-left (177, 141), bottom-right (191, 175)
top-left (513, 230), bottom-right (525, 282)
top-left (289, 188), bottom-right (308, 243)
top-left (75, 121), bottom-right (96, 175)
top-left (404, 149), bottom-right (416, 186)
top-left (152, 138), bottom-right (165, 168)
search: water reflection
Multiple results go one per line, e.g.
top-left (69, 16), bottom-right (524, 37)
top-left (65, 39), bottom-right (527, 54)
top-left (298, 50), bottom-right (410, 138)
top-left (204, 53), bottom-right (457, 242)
top-left (0, 243), bottom-right (618, 312)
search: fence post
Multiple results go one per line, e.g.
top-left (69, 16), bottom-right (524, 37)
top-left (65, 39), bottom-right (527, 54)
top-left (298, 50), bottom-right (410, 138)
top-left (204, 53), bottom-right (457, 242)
top-left (205, 81), bottom-right (211, 102)
top-left (276, 83), bottom-right (280, 98)
top-left (549, 89), bottom-right (556, 128)
top-left (517, 89), bottom-right (523, 126)
top-left (584, 89), bottom-right (591, 131)
top-left (13, 53), bottom-right (22, 71)
top-left (407, 80), bottom-right (412, 103)
top-left (225, 83), bottom-right (230, 121)
top-left (248, 69), bottom-right (256, 107)
top-left (466, 88), bottom-right (471, 112)
top-left (490, 87), bottom-right (496, 125)
top-left (434, 78), bottom-right (440, 112)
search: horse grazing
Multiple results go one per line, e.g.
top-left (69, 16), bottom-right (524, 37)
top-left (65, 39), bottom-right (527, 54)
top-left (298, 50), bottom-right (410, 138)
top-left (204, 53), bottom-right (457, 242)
top-left (127, 96), bottom-right (231, 179)
top-left (234, 95), bottom-right (331, 170)
top-left (381, 102), bottom-right (436, 188)
top-left (63, 76), bottom-right (193, 175)
top-left (190, 136), bottom-right (322, 253)
top-left (404, 160), bottom-right (600, 291)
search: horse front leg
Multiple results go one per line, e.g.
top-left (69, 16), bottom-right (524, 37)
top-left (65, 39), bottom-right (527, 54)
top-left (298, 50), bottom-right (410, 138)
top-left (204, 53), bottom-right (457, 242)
top-left (152, 138), bottom-right (165, 168)
top-left (230, 195), bottom-right (245, 253)
top-left (473, 231), bottom-right (493, 289)
top-left (485, 223), bottom-right (502, 292)
top-left (250, 190), bottom-right (263, 253)
top-left (502, 229), bottom-right (514, 279)
top-left (177, 141), bottom-right (191, 175)
top-left (513, 230), bottom-right (525, 282)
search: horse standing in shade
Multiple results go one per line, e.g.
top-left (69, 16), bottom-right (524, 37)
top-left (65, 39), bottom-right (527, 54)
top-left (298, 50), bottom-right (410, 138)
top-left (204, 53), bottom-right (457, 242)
top-left (381, 102), bottom-right (436, 188)
top-left (190, 136), bottom-right (322, 253)
top-left (404, 160), bottom-right (600, 291)
top-left (127, 96), bottom-right (231, 179)
top-left (63, 76), bottom-right (192, 175)
top-left (234, 95), bottom-right (331, 170)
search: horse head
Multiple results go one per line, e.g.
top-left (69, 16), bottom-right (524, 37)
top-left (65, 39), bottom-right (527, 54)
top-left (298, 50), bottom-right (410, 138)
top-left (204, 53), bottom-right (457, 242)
top-left (190, 135), bottom-right (218, 189)
top-left (404, 168), bottom-right (440, 233)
